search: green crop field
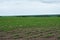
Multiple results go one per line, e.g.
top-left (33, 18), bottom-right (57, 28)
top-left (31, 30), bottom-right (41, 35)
top-left (0, 17), bottom-right (60, 31)
top-left (0, 17), bottom-right (60, 40)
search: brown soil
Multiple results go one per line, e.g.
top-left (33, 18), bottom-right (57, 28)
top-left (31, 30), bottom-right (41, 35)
top-left (0, 28), bottom-right (60, 40)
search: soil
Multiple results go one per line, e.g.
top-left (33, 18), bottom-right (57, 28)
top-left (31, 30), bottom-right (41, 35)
top-left (0, 28), bottom-right (60, 40)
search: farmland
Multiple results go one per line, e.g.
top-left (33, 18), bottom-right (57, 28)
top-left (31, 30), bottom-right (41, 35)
top-left (0, 17), bottom-right (60, 40)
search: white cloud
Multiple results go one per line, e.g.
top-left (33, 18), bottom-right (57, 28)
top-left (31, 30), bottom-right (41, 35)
top-left (0, 0), bottom-right (60, 16)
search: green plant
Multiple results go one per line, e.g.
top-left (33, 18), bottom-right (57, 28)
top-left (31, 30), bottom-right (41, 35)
top-left (57, 36), bottom-right (60, 39)
top-left (43, 34), bottom-right (54, 38)
top-left (12, 34), bottom-right (21, 39)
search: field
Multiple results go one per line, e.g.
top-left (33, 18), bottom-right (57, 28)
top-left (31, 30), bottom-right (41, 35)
top-left (0, 17), bottom-right (60, 40)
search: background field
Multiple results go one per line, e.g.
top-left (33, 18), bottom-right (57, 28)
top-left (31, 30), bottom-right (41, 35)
top-left (0, 17), bottom-right (60, 40)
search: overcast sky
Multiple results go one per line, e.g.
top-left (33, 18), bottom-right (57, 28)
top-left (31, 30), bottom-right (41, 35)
top-left (0, 0), bottom-right (60, 16)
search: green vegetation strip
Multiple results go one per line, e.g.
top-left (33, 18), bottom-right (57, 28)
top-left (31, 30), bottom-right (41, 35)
top-left (0, 17), bottom-right (60, 31)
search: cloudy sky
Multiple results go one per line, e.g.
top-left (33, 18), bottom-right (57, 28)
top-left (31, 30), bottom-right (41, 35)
top-left (0, 0), bottom-right (60, 16)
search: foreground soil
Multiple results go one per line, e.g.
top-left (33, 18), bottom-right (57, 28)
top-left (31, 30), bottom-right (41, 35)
top-left (0, 28), bottom-right (60, 40)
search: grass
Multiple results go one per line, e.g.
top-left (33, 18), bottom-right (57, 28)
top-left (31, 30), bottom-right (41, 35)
top-left (0, 17), bottom-right (60, 31)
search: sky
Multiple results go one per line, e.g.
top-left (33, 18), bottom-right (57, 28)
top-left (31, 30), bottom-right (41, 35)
top-left (0, 0), bottom-right (60, 16)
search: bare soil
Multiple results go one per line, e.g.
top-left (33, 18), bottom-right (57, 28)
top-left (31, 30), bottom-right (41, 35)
top-left (0, 28), bottom-right (60, 40)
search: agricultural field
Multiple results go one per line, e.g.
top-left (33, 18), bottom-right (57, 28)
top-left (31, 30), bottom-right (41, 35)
top-left (0, 17), bottom-right (60, 40)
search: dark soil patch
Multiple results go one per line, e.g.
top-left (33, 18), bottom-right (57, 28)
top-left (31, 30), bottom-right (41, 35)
top-left (0, 28), bottom-right (60, 40)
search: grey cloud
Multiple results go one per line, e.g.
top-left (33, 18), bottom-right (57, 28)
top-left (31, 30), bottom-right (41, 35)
top-left (39, 0), bottom-right (60, 3)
